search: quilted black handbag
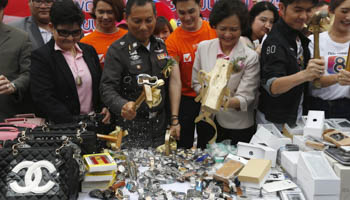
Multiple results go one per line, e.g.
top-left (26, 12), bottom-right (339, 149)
top-left (32, 113), bottom-right (114, 134)
top-left (0, 140), bottom-right (80, 200)
top-left (26, 127), bottom-right (98, 154)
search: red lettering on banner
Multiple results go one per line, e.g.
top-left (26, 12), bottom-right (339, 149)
top-left (3, 0), bottom-right (279, 30)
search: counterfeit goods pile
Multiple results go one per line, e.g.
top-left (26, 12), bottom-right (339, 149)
top-left (83, 142), bottom-right (298, 200)
top-left (88, 148), bottom-right (222, 199)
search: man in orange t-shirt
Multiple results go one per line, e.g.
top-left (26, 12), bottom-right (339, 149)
top-left (80, 0), bottom-right (127, 69)
top-left (165, 0), bottom-right (216, 149)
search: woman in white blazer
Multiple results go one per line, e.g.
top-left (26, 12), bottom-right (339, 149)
top-left (191, 0), bottom-right (260, 148)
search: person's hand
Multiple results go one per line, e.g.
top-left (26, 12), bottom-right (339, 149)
top-left (170, 124), bottom-right (180, 140)
top-left (121, 101), bottom-right (137, 120)
top-left (303, 58), bottom-right (325, 81)
top-left (337, 70), bottom-right (350, 85)
top-left (100, 107), bottom-right (111, 124)
top-left (0, 75), bottom-right (15, 95)
top-left (227, 97), bottom-right (240, 110)
top-left (169, 115), bottom-right (180, 140)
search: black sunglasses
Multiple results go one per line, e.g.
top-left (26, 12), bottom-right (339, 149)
top-left (56, 29), bottom-right (82, 37)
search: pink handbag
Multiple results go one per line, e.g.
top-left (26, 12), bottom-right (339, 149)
top-left (4, 113), bottom-right (46, 128)
top-left (0, 126), bottom-right (20, 141)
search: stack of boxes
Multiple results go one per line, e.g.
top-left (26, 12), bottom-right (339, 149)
top-left (82, 152), bottom-right (117, 192)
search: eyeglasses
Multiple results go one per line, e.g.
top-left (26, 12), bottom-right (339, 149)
top-left (56, 29), bottom-right (82, 37)
top-left (32, 0), bottom-right (55, 5)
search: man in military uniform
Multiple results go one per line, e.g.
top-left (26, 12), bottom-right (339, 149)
top-left (257, 0), bottom-right (324, 130)
top-left (100, 0), bottom-right (181, 149)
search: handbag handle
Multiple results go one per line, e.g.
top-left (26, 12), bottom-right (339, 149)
top-left (5, 118), bottom-right (27, 123)
top-left (0, 123), bottom-right (18, 128)
top-left (14, 113), bottom-right (37, 118)
top-left (0, 127), bottom-right (19, 132)
top-left (55, 136), bottom-right (70, 154)
top-left (11, 131), bottom-right (71, 155)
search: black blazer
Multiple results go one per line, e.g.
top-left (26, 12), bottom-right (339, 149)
top-left (30, 39), bottom-right (102, 123)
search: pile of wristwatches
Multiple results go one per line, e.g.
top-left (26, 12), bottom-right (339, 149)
top-left (89, 148), bottom-right (242, 200)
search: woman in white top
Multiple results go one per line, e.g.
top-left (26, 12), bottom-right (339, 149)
top-left (308, 0), bottom-right (350, 120)
top-left (191, 0), bottom-right (260, 148)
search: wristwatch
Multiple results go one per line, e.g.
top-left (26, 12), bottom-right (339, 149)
top-left (10, 82), bottom-right (16, 92)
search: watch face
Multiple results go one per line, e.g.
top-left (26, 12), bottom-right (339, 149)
top-left (330, 132), bottom-right (346, 141)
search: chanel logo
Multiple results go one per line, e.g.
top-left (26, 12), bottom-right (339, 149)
top-left (9, 160), bottom-right (57, 194)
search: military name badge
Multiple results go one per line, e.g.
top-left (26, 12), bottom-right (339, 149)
top-left (157, 53), bottom-right (167, 60)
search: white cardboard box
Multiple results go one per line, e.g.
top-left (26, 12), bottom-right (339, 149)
top-left (81, 180), bottom-right (110, 192)
top-left (237, 142), bottom-right (277, 167)
top-left (307, 195), bottom-right (340, 200)
top-left (240, 168), bottom-right (271, 189)
top-left (238, 159), bottom-right (271, 189)
top-left (334, 163), bottom-right (350, 200)
top-left (303, 110), bottom-right (325, 140)
top-left (324, 154), bottom-right (350, 200)
top-left (250, 124), bottom-right (292, 150)
top-left (297, 152), bottom-right (340, 200)
top-left (324, 152), bottom-right (339, 167)
top-left (281, 151), bottom-right (299, 179)
top-left (293, 135), bottom-right (314, 151)
top-left (283, 117), bottom-right (306, 137)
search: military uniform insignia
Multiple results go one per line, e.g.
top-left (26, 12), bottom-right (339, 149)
top-left (129, 50), bottom-right (139, 61)
top-left (154, 49), bottom-right (164, 53)
top-left (129, 45), bottom-right (142, 65)
top-left (157, 53), bottom-right (167, 60)
top-left (130, 54), bottom-right (141, 61)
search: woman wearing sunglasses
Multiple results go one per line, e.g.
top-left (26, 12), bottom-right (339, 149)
top-left (30, 0), bottom-right (110, 124)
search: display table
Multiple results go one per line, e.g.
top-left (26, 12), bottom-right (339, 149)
top-left (78, 182), bottom-right (191, 200)
top-left (77, 120), bottom-right (350, 200)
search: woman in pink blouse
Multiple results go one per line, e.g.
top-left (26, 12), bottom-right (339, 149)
top-left (30, 0), bottom-right (110, 124)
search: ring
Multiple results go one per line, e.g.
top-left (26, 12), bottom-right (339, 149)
top-left (7, 83), bottom-right (10, 89)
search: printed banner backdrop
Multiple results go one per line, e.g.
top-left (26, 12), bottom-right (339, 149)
top-left (4, 0), bottom-right (280, 32)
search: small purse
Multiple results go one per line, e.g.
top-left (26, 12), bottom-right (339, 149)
top-left (0, 138), bottom-right (80, 200)
top-left (5, 113), bottom-right (46, 128)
